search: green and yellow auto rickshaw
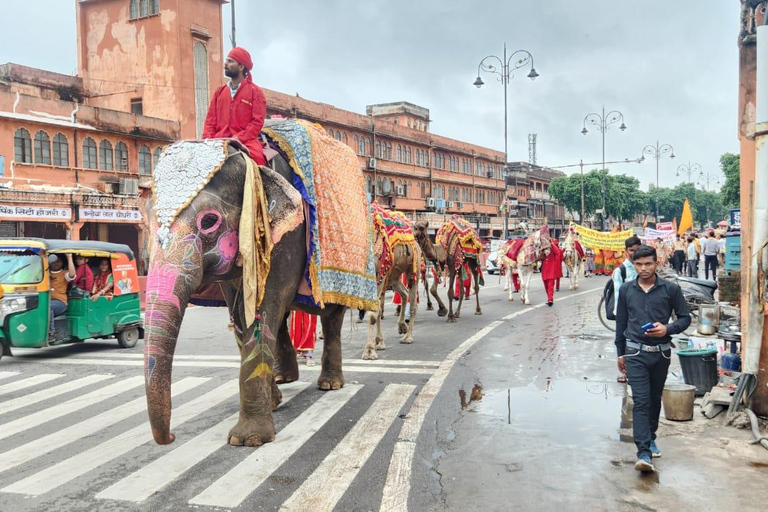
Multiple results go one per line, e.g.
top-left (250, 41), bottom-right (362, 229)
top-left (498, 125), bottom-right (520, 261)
top-left (0, 238), bottom-right (143, 361)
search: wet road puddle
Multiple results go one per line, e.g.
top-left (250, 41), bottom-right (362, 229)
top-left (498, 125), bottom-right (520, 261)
top-left (458, 383), bottom-right (484, 409)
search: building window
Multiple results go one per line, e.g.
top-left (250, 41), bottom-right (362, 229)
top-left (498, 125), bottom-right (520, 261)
top-left (385, 142), bottom-right (392, 160)
top-left (53, 133), bottom-right (69, 167)
top-left (326, 127), bottom-right (334, 137)
top-left (335, 131), bottom-right (342, 142)
top-left (476, 161), bottom-right (484, 177)
top-left (342, 132), bottom-right (348, 144)
top-left (365, 137), bottom-right (372, 156)
top-left (115, 141), bottom-right (129, 171)
top-left (33, 130), bottom-right (51, 165)
top-left (193, 41), bottom-right (209, 139)
top-left (131, 98), bottom-right (143, 115)
top-left (82, 137), bottom-right (97, 169)
top-left (139, 145), bottom-right (152, 175)
top-left (98, 140), bottom-right (114, 170)
top-left (154, 146), bottom-right (163, 167)
top-left (419, 182), bottom-right (427, 198)
top-left (405, 146), bottom-right (412, 164)
top-left (131, 0), bottom-right (159, 19)
top-left (14, 128), bottom-right (32, 163)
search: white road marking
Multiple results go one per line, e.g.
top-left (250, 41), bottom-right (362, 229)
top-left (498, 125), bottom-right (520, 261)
top-left (0, 376), bottom-right (145, 441)
top-left (4, 379), bottom-right (243, 496)
top-left (189, 384), bottom-right (363, 509)
top-left (0, 373), bottom-right (65, 397)
top-left (0, 374), bottom-right (113, 416)
top-left (0, 377), bottom-right (208, 473)
top-left (380, 286), bottom-right (601, 512)
top-left (280, 383), bottom-right (415, 512)
top-left (346, 360), bottom-right (439, 367)
top-left (76, 354), bottom-right (441, 367)
top-left (304, 365), bottom-right (434, 375)
top-left (96, 381), bottom-right (311, 503)
top-left (0, 371), bottom-right (20, 381)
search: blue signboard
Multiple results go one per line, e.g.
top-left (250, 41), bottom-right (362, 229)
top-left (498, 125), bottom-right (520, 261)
top-left (0, 155), bottom-right (4, 176)
top-left (729, 208), bottom-right (741, 227)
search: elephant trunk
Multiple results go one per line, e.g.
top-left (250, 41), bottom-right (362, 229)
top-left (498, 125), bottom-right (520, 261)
top-left (143, 255), bottom-right (199, 445)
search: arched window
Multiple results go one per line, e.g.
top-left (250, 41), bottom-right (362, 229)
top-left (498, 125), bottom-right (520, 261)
top-left (139, 145), bottom-right (152, 175)
top-left (405, 147), bottom-right (412, 164)
top-left (14, 128), bottom-right (32, 163)
top-left (375, 140), bottom-right (383, 159)
top-left (335, 131), bottom-right (342, 142)
top-left (53, 133), bottom-right (69, 167)
top-left (341, 132), bottom-right (348, 144)
top-left (385, 142), bottom-right (392, 160)
top-left (354, 134), bottom-right (360, 153)
top-left (396, 145), bottom-right (403, 162)
top-left (326, 127), bottom-right (334, 137)
top-left (154, 147), bottom-right (163, 168)
top-left (98, 140), bottom-right (114, 171)
top-left (82, 137), bottom-right (97, 169)
top-left (115, 142), bottom-right (129, 171)
top-left (34, 130), bottom-right (51, 165)
top-left (365, 137), bottom-right (372, 156)
top-left (193, 41), bottom-right (209, 138)
top-left (358, 136), bottom-right (366, 156)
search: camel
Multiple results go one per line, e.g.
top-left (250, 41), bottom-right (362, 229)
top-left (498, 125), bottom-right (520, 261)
top-left (562, 231), bottom-right (583, 290)
top-left (363, 205), bottom-right (421, 359)
top-left (515, 230), bottom-right (551, 305)
top-left (413, 218), bottom-right (483, 322)
top-left (497, 239), bottom-right (520, 302)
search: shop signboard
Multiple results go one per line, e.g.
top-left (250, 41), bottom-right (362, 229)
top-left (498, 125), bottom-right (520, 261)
top-left (78, 208), bottom-right (142, 222)
top-left (655, 221), bottom-right (674, 231)
top-left (0, 205), bottom-right (71, 220)
top-left (729, 208), bottom-right (741, 227)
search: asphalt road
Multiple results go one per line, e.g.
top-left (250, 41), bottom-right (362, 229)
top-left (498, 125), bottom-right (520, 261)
top-left (0, 273), bottom-right (632, 511)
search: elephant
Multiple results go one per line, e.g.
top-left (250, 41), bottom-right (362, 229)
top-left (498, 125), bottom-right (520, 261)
top-left (143, 148), bottom-right (349, 448)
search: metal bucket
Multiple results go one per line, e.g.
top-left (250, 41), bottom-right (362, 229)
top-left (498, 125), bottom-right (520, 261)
top-left (662, 384), bottom-right (697, 421)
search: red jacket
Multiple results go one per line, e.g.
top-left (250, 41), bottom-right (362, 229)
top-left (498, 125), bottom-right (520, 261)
top-left (73, 264), bottom-right (93, 291)
top-left (541, 241), bottom-right (563, 281)
top-left (202, 75), bottom-right (267, 165)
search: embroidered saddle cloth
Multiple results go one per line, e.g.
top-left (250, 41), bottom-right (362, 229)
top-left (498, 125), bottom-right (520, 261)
top-left (436, 215), bottom-right (483, 269)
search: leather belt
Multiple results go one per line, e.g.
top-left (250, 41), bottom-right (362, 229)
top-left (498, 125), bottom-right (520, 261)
top-left (626, 340), bottom-right (673, 353)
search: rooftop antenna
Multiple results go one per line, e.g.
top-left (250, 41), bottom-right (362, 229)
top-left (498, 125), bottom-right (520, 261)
top-left (230, 0), bottom-right (236, 47)
top-left (528, 133), bottom-right (537, 165)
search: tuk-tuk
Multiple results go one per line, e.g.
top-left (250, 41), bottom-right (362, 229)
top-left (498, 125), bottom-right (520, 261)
top-left (0, 238), bottom-right (143, 361)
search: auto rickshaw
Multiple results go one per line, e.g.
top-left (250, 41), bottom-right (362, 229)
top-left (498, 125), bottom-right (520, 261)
top-left (0, 238), bottom-right (143, 361)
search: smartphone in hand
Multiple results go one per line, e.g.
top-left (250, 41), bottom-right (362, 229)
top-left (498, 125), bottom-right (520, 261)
top-left (641, 322), bottom-right (655, 332)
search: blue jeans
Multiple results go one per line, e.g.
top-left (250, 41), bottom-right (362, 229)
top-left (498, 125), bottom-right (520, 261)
top-left (50, 299), bottom-right (67, 333)
top-left (625, 347), bottom-right (671, 459)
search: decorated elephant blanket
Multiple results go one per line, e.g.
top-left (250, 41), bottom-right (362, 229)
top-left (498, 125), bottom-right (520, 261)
top-left (262, 119), bottom-right (378, 310)
top-left (370, 202), bottom-right (418, 283)
top-left (436, 215), bottom-right (483, 270)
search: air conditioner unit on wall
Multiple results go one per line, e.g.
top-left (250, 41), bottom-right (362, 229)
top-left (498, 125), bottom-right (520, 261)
top-left (367, 158), bottom-right (377, 169)
top-left (446, 201), bottom-right (454, 208)
top-left (119, 178), bottom-right (139, 196)
top-left (427, 197), bottom-right (436, 209)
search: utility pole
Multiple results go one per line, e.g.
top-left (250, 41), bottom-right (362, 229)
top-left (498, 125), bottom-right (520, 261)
top-left (580, 159), bottom-right (585, 225)
top-left (230, 0), bottom-right (237, 48)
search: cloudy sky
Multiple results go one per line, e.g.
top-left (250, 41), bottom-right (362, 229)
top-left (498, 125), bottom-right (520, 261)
top-left (1, 1), bottom-right (739, 190)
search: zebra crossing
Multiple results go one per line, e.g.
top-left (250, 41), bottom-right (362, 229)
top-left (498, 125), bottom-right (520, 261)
top-left (0, 368), bottom-right (419, 510)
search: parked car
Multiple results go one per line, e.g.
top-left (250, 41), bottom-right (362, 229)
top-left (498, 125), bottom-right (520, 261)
top-left (486, 251), bottom-right (500, 275)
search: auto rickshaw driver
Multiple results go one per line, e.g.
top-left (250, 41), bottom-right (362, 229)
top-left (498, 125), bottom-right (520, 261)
top-left (48, 253), bottom-right (75, 337)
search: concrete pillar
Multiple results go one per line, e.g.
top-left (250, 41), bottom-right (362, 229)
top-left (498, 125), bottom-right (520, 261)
top-left (66, 222), bottom-right (84, 241)
top-left (98, 223), bottom-right (108, 242)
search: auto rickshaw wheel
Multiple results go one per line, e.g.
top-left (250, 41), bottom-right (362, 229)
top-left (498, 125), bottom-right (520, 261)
top-left (117, 327), bottom-right (140, 349)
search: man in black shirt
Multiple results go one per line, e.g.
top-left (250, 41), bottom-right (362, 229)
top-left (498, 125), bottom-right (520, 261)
top-left (615, 245), bottom-right (691, 473)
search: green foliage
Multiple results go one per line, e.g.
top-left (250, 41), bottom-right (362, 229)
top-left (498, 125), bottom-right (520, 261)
top-left (548, 169), bottom-right (647, 222)
top-left (647, 182), bottom-right (727, 229)
top-left (719, 153), bottom-right (740, 208)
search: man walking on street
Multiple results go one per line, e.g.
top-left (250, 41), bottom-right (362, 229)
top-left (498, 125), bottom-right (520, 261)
top-left (686, 236), bottom-right (698, 277)
top-left (612, 235), bottom-right (641, 383)
top-left (703, 231), bottom-right (720, 280)
top-left (672, 234), bottom-right (686, 275)
top-left (615, 245), bottom-right (691, 473)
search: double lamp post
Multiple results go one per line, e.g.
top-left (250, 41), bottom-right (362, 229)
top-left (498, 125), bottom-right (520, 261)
top-left (474, 43), bottom-right (538, 240)
top-left (641, 141), bottom-right (675, 221)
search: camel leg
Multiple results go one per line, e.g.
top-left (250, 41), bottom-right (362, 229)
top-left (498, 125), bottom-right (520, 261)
top-left (507, 265), bottom-right (514, 302)
top-left (454, 267), bottom-right (464, 319)
top-left (520, 266), bottom-right (533, 305)
top-left (374, 288), bottom-right (386, 351)
top-left (423, 269), bottom-right (434, 311)
top-left (574, 261), bottom-right (580, 289)
top-left (401, 271), bottom-right (418, 344)
top-left (363, 277), bottom-right (387, 359)
top-left (446, 268), bottom-right (457, 322)
top-left (318, 305), bottom-right (345, 391)
top-left (473, 261), bottom-right (482, 315)
top-left (431, 272), bottom-right (447, 317)
top-left (391, 270), bottom-right (409, 335)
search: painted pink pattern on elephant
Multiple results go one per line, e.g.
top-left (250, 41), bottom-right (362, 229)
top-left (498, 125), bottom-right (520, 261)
top-left (146, 263), bottom-right (182, 310)
top-left (196, 210), bottom-right (223, 234)
top-left (212, 230), bottom-right (239, 274)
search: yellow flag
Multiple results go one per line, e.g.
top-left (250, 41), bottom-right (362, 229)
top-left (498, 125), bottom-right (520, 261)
top-left (643, 216), bottom-right (648, 228)
top-left (678, 199), bottom-right (693, 235)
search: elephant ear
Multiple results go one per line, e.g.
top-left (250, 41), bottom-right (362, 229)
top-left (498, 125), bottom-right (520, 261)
top-left (259, 165), bottom-right (304, 244)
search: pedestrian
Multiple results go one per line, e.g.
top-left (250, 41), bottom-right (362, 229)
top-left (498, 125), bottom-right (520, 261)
top-left (615, 244), bottom-right (691, 473)
top-left (717, 232), bottom-right (727, 267)
top-left (612, 236), bottom-right (642, 383)
top-left (703, 231), bottom-right (720, 280)
top-left (453, 262), bottom-right (472, 299)
top-left (48, 254), bottom-right (76, 337)
top-left (585, 248), bottom-right (595, 278)
top-left (686, 235), bottom-right (698, 277)
top-left (692, 233), bottom-right (701, 274)
top-left (541, 238), bottom-right (562, 306)
top-left (672, 234), bottom-right (686, 275)
top-left (73, 255), bottom-right (93, 292)
top-left (290, 311), bottom-right (317, 366)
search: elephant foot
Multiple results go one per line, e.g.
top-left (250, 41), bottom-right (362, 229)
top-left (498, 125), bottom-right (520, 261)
top-left (318, 371), bottom-right (345, 391)
top-left (398, 322), bottom-right (408, 335)
top-left (271, 383), bottom-right (283, 411)
top-left (475, 308), bottom-right (482, 315)
top-left (437, 307), bottom-right (448, 317)
top-left (374, 337), bottom-right (386, 351)
top-left (228, 416), bottom-right (276, 447)
top-left (361, 346), bottom-right (378, 360)
top-left (274, 358), bottom-right (299, 385)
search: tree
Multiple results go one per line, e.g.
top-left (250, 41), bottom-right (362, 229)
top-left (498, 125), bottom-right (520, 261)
top-left (719, 152), bottom-right (740, 209)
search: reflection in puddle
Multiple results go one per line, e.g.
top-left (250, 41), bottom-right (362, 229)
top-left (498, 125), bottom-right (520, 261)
top-left (459, 383), bottom-right (484, 409)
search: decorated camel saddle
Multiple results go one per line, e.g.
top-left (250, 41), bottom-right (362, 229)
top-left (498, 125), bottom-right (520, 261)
top-left (436, 215), bottom-right (483, 270)
top-left (370, 201), bottom-right (418, 284)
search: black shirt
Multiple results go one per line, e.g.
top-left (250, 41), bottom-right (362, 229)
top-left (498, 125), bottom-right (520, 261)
top-left (614, 274), bottom-right (691, 356)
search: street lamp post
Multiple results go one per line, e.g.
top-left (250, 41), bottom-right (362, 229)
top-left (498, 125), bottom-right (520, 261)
top-left (474, 43), bottom-right (538, 240)
top-left (676, 162), bottom-right (701, 183)
top-left (581, 107), bottom-right (627, 231)
top-left (640, 140), bottom-right (675, 220)
top-left (698, 171), bottom-right (721, 191)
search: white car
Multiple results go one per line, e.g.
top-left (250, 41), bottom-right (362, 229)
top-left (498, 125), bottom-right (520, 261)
top-left (486, 252), bottom-right (500, 275)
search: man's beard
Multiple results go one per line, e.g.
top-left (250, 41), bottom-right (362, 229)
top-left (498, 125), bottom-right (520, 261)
top-left (224, 67), bottom-right (237, 79)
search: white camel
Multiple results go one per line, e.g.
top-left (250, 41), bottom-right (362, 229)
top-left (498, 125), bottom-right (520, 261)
top-left (515, 231), bottom-right (550, 305)
top-left (562, 231), bottom-right (584, 290)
